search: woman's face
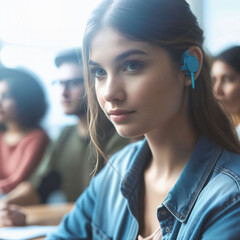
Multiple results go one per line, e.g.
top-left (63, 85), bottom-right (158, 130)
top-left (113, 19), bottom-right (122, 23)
top-left (0, 81), bottom-right (18, 124)
top-left (212, 60), bottom-right (240, 114)
top-left (89, 27), bottom-right (188, 138)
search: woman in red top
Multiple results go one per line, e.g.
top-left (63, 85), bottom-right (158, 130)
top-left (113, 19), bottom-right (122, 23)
top-left (0, 67), bottom-right (49, 194)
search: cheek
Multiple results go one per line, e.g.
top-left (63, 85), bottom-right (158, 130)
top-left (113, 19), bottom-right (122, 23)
top-left (132, 79), bottom-right (182, 126)
top-left (222, 83), bottom-right (240, 113)
top-left (71, 88), bottom-right (85, 101)
top-left (77, 87), bottom-right (85, 96)
top-left (3, 101), bottom-right (17, 118)
top-left (140, 73), bottom-right (182, 105)
top-left (224, 84), bottom-right (240, 100)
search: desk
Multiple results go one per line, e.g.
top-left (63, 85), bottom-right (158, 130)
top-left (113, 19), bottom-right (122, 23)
top-left (23, 202), bottom-right (74, 240)
top-left (24, 202), bottom-right (74, 226)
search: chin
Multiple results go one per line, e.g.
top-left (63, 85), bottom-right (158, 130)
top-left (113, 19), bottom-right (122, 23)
top-left (116, 128), bottom-right (143, 139)
top-left (64, 110), bottom-right (74, 115)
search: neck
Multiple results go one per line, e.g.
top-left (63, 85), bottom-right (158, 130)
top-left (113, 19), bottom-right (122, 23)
top-left (145, 117), bottom-right (199, 179)
top-left (3, 122), bottom-right (30, 145)
top-left (5, 122), bottom-right (26, 134)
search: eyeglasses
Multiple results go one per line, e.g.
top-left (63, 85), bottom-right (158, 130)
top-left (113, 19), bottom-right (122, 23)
top-left (52, 78), bottom-right (84, 90)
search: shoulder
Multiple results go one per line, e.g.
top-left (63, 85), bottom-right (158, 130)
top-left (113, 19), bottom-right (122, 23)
top-left (200, 149), bottom-right (240, 211)
top-left (61, 124), bottom-right (76, 133)
top-left (58, 125), bottom-right (76, 136)
top-left (214, 149), bottom-right (240, 191)
top-left (109, 139), bottom-right (145, 168)
top-left (76, 140), bottom-right (145, 213)
top-left (55, 125), bottom-right (77, 142)
top-left (218, 148), bottom-right (240, 169)
top-left (24, 128), bottom-right (49, 143)
top-left (195, 150), bottom-right (240, 239)
top-left (103, 132), bottom-right (130, 158)
top-left (94, 140), bottom-right (145, 186)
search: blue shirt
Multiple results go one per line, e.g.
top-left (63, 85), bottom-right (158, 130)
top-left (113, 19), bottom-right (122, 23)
top-left (47, 135), bottom-right (240, 240)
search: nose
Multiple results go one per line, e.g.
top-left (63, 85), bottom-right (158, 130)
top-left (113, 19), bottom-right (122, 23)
top-left (213, 79), bottom-right (224, 98)
top-left (102, 75), bottom-right (125, 103)
top-left (61, 85), bottom-right (70, 98)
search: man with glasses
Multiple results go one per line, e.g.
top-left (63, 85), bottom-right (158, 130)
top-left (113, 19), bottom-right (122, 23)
top-left (0, 48), bottom-right (130, 207)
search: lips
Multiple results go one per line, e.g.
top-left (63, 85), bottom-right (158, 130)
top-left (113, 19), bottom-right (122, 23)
top-left (61, 100), bottom-right (71, 105)
top-left (107, 109), bottom-right (135, 123)
top-left (108, 109), bottom-right (133, 115)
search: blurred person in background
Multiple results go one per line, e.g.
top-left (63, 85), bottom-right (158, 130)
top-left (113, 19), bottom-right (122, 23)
top-left (32, 48), bottom-right (130, 204)
top-left (47, 0), bottom-right (240, 238)
top-left (0, 48), bottom-right (130, 215)
top-left (211, 46), bottom-right (240, 139)
top-left (0, 67), bottom-right (49, 196)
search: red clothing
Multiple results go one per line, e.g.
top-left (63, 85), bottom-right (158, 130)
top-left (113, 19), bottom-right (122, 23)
top-left (0, 128), bottom-right (50, 193)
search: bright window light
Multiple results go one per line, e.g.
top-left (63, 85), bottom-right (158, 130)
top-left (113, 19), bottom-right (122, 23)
top-left (0, 0), bottom-right (101, 139)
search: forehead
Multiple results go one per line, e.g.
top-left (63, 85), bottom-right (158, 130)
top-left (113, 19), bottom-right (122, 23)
top-left (89, 27), bottom-right (161, 63)
top-left (212, 60), bottom-right (236, 76)
top-left (56, 63), bottom-right (83, 81)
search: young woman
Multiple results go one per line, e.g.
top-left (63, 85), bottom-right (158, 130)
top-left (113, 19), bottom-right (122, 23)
top-left (211, 46), bottom-right (240, 139)
top-left (48, 0), bottom-right (240, 239)
top-left (0, 67), bottom-right (49, 195)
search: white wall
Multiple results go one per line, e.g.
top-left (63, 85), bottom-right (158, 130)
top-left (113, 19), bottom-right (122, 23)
top-left (203, 0), bottom-right (240, 55)
top-left (186, 0), bottom-right (204, 30)
top-left (185, 0), bottom-right (240, 55)
top-left (0, 0), bottom-right (102, 139)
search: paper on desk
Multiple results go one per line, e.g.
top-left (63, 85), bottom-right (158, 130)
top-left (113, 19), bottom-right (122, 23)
top-left (0, 225), bottom-right (58, 240)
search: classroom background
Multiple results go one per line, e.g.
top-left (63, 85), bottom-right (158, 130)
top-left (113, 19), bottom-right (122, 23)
top-left (0, 0), bottom-right (239, 139)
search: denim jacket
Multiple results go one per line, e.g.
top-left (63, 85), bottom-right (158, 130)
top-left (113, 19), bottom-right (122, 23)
top-left (47, 135), bottom-right (240, 240)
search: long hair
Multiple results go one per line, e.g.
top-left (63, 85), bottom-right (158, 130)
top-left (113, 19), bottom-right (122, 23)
top-left (215, 46), bottom-right (240, 73)
top-left (0, 67), bottom-right (47, 129)
top-left (83, 0), bottom-right (240, 159)
top-left (213, 46), bottom-right (240, 126)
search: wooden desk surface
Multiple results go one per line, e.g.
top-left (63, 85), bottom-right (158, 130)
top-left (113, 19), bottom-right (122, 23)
top-left (23, 202), bottom-right (74, 240)
top-left (24, 202), bottom-right (74, 226)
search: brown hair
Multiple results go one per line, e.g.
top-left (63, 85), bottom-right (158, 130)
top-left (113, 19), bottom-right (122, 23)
top-left (83, 0), bottom-right (240, 162)
top-left (0, 67), bottom-right (47, 129)
top-left (213, 45), bottom-right (240, 126)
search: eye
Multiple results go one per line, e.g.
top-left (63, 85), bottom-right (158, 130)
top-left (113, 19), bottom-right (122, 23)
top-left (70, 79), bottom-right (82, 87)
top-left (91, 67), bottom-right (107, 80)
top-left (226, 75), bottom-right (236, 83)
top-left (123, 61), bottom-right (143, 73)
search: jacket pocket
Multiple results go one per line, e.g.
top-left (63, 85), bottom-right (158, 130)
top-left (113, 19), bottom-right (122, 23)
top-left (91, 222), bottom-right (112, 240)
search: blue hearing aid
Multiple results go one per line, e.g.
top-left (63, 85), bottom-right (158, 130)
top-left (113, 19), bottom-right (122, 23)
top-left (181, 50), bottom-right (199, 89)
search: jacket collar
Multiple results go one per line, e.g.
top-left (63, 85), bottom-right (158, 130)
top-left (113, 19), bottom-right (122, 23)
top-left (121, 135), bottom-right (223, 222)
top-left (121, 138), bottom-right (150, 198)
top-left (163, 135), bottom-right (223, 222)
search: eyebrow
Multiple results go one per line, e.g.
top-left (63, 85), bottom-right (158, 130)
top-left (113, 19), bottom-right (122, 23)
top-left (89, 49), bottom-right (149, 66)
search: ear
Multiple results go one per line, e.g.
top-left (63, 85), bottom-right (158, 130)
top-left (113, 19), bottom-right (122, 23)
top-left (184, 46), bottom-right (203, 87)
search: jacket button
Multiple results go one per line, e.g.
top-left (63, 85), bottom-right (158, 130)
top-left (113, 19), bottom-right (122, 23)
top-left (160, 209), bottom-right (167, 216)
top-left (166, 227), bottom-right (171, 233)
